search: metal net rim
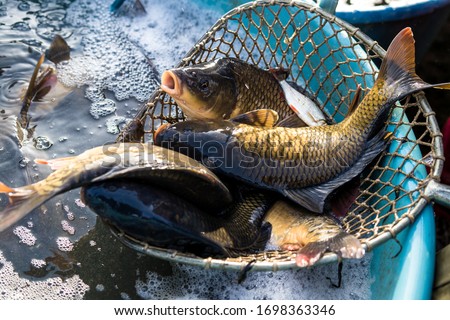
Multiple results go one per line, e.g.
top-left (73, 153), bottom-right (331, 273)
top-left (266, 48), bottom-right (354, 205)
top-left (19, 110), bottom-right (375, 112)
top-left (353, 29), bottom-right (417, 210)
top-left (115, 0), bottom-right (444, 271)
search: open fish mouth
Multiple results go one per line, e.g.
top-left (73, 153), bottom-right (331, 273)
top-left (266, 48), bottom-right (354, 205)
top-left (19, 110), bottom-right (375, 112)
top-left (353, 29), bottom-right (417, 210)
top-left (161, 70), bottom-right (182, 98)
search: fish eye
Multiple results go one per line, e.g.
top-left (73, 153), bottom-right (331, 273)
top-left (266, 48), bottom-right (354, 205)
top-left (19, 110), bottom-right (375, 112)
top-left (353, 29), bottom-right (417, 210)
top-left (200, 80), bottom-right (209, 91)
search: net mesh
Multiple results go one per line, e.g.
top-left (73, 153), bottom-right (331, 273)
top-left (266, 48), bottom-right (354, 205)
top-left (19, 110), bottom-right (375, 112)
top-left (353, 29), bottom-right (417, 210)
top-left (116, 1), bottom-right (443, 270)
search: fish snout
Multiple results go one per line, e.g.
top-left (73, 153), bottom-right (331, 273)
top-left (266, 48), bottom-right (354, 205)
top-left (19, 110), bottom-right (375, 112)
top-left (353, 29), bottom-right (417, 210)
top-left (161, 70), bottom-right (182, 97)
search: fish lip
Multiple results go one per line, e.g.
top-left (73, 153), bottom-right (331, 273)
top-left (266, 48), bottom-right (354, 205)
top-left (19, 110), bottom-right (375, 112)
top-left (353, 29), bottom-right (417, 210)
top-left (161, 70), bottom-right (182, 98)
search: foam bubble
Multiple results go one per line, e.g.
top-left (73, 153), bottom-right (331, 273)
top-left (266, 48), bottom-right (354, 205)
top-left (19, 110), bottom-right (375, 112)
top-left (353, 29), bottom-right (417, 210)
top-left (13, 226), bottom-right (36, 246)
top-left (30, 259), bottom-right (46, 269)
top-left (90, 99), bottom-right (117, 119)
top-left (96, 284), bottom-right (105, 292)
top-left (75, 198), bottom-right (85, 208)
top-left (56, 237), bottom-right (74, 252)
top-left (105, 116), bottom-right (130, 134)
top-left (121, 292), bottom-right (131, 300)
top-left (121, 0), bottom-right (222, 73)
top-left (0, 250), bottom-right (89, 299)
top-left (57, 1), bottom-right (159, 109)
top-left (136, 254), bottom-right (373, 299)
top-left (61, 220), bottom-right (75, 235)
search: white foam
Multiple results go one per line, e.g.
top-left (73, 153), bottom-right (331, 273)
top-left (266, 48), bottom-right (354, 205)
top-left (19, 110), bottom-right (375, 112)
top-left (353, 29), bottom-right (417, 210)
top-left (106, 116), bottom-right (130, 134)
top-left (56, 237), bottom-right (74, 252)
top-left (30, 259), bottom-right (46, 269)
top-left (56, 0), bottom-right (160, 123)
top-left (0, 250), bottom-right (89, 299)
top-left (95, 284), bottom-right (105, 292)
top-left (136, 254), bottom-right (373, 300)
top-left (61, 220), bottom-right (75, 235)
top-left (13, 226), bottom-right (36, 246)
top-left (75, 198), bottom-right (86, 208)
top-left (121, 0), bottom-right (222, 73)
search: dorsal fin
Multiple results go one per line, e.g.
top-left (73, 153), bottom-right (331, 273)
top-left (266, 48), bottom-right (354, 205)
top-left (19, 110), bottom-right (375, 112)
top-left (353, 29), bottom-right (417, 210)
top-left (347, 85), bottom-right (362, 116)
top-left (230, 109), bottom-right (279, 127)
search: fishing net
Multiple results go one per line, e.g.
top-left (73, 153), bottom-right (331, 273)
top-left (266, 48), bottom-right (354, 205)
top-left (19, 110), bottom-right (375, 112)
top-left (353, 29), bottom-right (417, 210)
top-left (115, 0), bottom-right (443, 270)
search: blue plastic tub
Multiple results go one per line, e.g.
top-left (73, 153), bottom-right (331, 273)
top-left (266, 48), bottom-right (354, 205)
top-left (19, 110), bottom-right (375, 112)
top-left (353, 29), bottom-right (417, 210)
top-left (186, 0), bottom-right (437, 300)
top-left (335, 0), bottom-right (450, 62)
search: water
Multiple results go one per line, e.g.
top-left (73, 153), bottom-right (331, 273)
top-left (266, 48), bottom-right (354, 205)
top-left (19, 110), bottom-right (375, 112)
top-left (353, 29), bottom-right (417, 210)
top-left (0, 0), bottom-right (373, 300)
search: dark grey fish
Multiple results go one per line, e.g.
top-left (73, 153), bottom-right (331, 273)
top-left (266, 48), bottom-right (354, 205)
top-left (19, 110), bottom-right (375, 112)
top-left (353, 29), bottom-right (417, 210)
top-left (81, 180), bottom-right (274, 258)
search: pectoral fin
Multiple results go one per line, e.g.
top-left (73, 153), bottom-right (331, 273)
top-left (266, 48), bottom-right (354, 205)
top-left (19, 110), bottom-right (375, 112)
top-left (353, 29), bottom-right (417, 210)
top-left (276, 114), bottom-right (308, 128)
top-left (230, 109), bottom-right (279, 127)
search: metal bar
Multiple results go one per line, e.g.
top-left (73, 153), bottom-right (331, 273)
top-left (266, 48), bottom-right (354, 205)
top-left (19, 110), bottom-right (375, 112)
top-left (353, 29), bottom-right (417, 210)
top-left (426, 180), bottom-right (450, 208)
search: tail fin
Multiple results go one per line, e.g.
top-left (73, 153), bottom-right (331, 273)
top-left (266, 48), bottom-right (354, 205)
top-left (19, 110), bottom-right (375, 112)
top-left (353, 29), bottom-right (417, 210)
top-left (0, 182), bottom-right (51, 232)
top-left (379, 27), bottom-right (450, 97)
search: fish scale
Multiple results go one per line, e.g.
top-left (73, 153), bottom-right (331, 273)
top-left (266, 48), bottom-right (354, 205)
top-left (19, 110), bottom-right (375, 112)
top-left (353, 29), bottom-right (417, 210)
top-left (230, 59), bottom-right (293, 120)
top-left (232, 124), bottom-right (358, 188)
top-left (155, 28), bottom-right (450, 213)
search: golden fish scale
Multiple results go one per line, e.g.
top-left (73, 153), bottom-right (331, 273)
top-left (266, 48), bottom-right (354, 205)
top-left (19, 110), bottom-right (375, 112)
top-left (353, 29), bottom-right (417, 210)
top-left (342, 80), bottom-right (392, 134)
top-left (233, 81), bottom-right (393, 189)
top-left (265, 201), bottom-right (342, 246)
top-left (33, 146), bottom-right (115, 195)
top-left (32, 144), bottom-right (165, 196)
top-left (230, 62), bottom-right (293, 120)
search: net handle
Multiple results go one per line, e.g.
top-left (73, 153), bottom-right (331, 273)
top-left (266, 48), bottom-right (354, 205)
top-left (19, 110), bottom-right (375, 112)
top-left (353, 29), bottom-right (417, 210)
top-left (426, 180), bottom-right (450, 209)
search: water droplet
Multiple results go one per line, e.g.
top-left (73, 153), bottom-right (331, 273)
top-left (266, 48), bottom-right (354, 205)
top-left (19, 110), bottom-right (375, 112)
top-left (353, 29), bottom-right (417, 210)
top-left (34, 136), bottom-right (53, 150)
top-left (11, 21), bottom-right (31, 32)
top-left (17, 2), bottom-right (30, 11)
top-left (58, 136), bottom-right (68, 142)
top-left (19, 157), bottom-right (30, 168)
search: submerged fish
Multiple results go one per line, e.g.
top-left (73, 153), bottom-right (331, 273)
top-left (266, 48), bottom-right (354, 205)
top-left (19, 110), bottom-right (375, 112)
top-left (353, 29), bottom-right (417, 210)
top-left (21, 34), bottom-right (71, 129)
top-left (265, 200), bottom-right (364, 267)
top-left (160, 57), bottom-right (325, 126)
top-left (81, 180), bottom-right (273, 258)
top-left (0, 143), bottom-right (232, 232)
top-left (155, 28), bottom-right (450, 212)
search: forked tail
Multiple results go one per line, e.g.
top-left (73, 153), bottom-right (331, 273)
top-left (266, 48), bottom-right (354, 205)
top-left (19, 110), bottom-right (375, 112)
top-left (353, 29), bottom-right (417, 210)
top-left (346, 27), bottom-right (450, 138)
top-left (378, 27), bottom-right (450, 99)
